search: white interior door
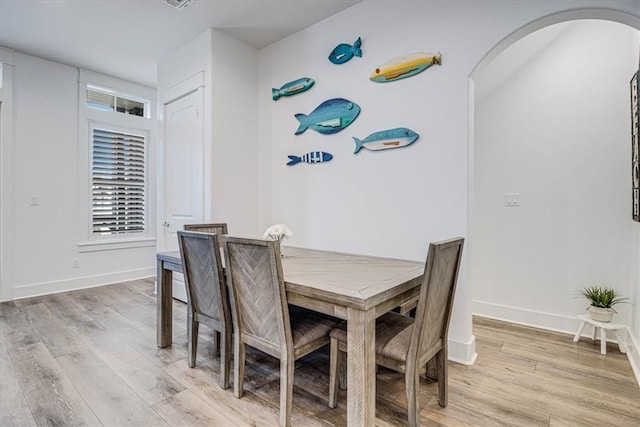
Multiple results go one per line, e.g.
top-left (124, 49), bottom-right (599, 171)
top-left (161, 88), bottom-right (204, 301)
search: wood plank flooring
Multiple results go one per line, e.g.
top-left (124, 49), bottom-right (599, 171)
top-left (1, 278), bottom-right (638, 426)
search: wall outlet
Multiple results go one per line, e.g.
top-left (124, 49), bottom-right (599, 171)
top-left (504, 193), bottom-right (520, 207)
top-left (72, 258), bottom-right (79, 268)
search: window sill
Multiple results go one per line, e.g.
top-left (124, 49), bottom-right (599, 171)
top-left (78, 237), bottom-right (157, 253)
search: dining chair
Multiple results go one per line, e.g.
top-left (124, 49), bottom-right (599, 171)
top-left (177, 230), bottom-right (232, 389)
top-left (328, 237), bottom-right (464, 427)
top-left (183, 222), bottom-right (228, 235)
top-left (222, 236), bottom-right (339, 427)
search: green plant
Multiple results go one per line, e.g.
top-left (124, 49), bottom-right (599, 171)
top-left (577, 286), bottom-right (629, 309)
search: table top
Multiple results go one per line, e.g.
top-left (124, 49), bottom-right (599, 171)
top-left (576, 313), bottom-right (625, 329)
top-left (157, 246), bottom-right (425, 311)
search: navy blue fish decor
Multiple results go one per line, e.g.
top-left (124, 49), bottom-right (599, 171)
top-left (294, 98), bottom-right (361, 135)
top-left (287, 151), bottom-right (333, 166)
top-left (328, 37), bottom-right (362, 65)
top-left (353, 128), bottom-right (420, 154)
top-left (272, 77), bottom-right (315, 101)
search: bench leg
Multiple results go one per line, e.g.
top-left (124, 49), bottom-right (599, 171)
top-left (573, 321), bottom-right (587, 342)
top-left (615, 330), bottom-right (627, 354)
top-left (600, 328), bottom-right (606, 355)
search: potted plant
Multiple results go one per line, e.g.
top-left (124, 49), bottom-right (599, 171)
top-left (577, 286), bottom-right (629, 323)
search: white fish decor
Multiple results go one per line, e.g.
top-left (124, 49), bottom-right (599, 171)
top-left (352, 128), bottom-right (420, 154)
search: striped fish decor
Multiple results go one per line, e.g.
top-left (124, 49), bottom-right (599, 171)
top-left (370, 52), bottom-right (441, 83)
top-left (272, 77), bottom-right (315, 101)
top-left (286, 151), bottom-right (333, 166)
top-left (353, 128), bottom-right (419, 154)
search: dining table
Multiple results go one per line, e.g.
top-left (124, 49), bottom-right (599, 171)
top-left (156, 245), bottom-right (425, 426)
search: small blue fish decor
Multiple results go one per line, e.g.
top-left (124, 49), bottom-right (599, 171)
top-left (272, 77), bottom-right (315, 101)
top-left (328, 37), bottom-right (362, 65)
top-left (353, 128), bottom-right (420, 154)
top-left (295, 98), bottom-right (361, 135)
top-left (287, 151), bottom-right (333, 166)
top-left (370, 52), bottom-right (441, 83)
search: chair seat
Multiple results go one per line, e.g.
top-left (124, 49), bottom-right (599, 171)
top-left (330, 311), bottom-right (414, 362)
top-left (291, 309), bottom-right (339, 349)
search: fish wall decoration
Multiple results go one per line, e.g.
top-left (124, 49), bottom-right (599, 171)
top-left (328, 37), bottom-right (362, 65)
top-left (294, 98), bottom-right (361, 135)
top-left (272, 77), bottom-right (315, 101)
top-left (370, 52), bottom-right (441, 83)
top-left (352, 128), bottom-right (419, 154)
top-left (287, 151), bottom-right (333, 166)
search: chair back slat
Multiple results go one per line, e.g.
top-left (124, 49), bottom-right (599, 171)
top-left (411, 238), bottom-right (464, 360)
top-left (223, 237), bottom-right (290, 355)
top-left (184, 223), bottom-right (228, 235)
top-left (177, 231), bottom-right (228, 324)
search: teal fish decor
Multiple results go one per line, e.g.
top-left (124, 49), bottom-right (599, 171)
top-left (353, 128), bottom-right (419, 154)
top-left (328, 37), bottom-right (362, 65)
top-left (272, 77), bottom-right (315, 101)
top-left (287, 151), bottom-right (333, 166)
top-left (294, 98), bottom-right (361, 135)
top-left (370, 52), bottom-right (441, 83)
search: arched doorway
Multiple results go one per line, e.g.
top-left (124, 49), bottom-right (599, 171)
top-left (469, 11), bottom-right (639, 338)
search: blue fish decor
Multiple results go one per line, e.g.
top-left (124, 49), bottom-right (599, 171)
top-left (370, 52), bottom-right (441, 83)
top-left (328, 37), bottom-right (362, 64)
top-left (287, 151), bottom-right (333, 166)
top-left (272, 77), bottom-right (315, 101)
top-left (353, 128), bottom-right (420, 154)
top-left (295, 98), bottom-right (361, 135)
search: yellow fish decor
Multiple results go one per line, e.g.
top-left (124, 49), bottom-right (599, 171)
top-left (370, 52), bottom-right (442, 83)
top-left (272, 77), bottom-right (315, 101)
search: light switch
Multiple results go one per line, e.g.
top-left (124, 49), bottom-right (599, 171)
top-left (30, 195), bottom-right (39, 206)
top-left (504, 193), bottom-right (520, 207)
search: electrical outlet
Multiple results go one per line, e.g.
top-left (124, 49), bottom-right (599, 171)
top-left (72, 258), bottom-right (79, 268)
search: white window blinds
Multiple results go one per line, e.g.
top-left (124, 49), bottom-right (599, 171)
top-left (92, 127), bottom-right (146, 235)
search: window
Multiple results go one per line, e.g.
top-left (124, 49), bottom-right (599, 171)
top-left (78, 70), bottom-right (155, 249)
top-left (91, 125), bottom-right (146, 235)
top-left (87, 85), bottom-right (148, 117)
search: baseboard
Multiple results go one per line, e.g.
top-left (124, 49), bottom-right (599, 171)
top-left (448, 335), bottom-right (477, 365)
top-left (473, 300), bottom-right (640, 386)
top-left (624, 327), bottom-right (640, 386)
top-left (11, 267), bottom-right (155, 300)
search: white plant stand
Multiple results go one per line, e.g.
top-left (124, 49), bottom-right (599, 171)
top-left (573, 314), bottom-right (626, 355)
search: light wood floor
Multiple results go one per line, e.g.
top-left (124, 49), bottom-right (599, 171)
top-left (1, 277), bottom-right (638, 426)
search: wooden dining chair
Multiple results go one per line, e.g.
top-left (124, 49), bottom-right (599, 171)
top-left (222, 236), bottom-right (339, 427)
top-left (183, 222), bottom-right (228, 235)
top-left (177, 231), bottom-right (232, 389)
top-left (328, 237), bottom-right (464, 426)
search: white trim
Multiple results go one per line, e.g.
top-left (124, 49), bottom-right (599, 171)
top-left (160, 71), bottom-right (204, 105)
top-left (78, 237), bottom-right (156, 253)
top-left (11, 268), bottom-right (155, 300)
top-left (0, 57), bottom-right (14, 302)
top-left (624, 326), bottom-right (640, 386)
top-left (449, 335), bottom-right (477, 365)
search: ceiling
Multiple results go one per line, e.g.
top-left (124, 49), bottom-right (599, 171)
top-left (0, 0), bottom-right (362, 87)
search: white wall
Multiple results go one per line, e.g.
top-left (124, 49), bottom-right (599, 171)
top-left (158, 29), bottom-right (259, 237)
top-left (0, 52), bottom-right (157, 300)
top-left (257, 0), bottom-right (640, 364)
top-left (472, 21), bottom-right (638, 331)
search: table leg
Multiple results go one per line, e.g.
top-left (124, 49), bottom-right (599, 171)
top-left (157, 260), bottom-right (173, 347)
top-left (346, 307), bottom-right (376, 426)
top-left (600, 327), bottom-right (606, 355)
top-left (573, 321), bottom-right (586, 342)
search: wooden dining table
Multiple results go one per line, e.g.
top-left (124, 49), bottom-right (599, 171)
top-left (156, 245), bottom-right (425, 426)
